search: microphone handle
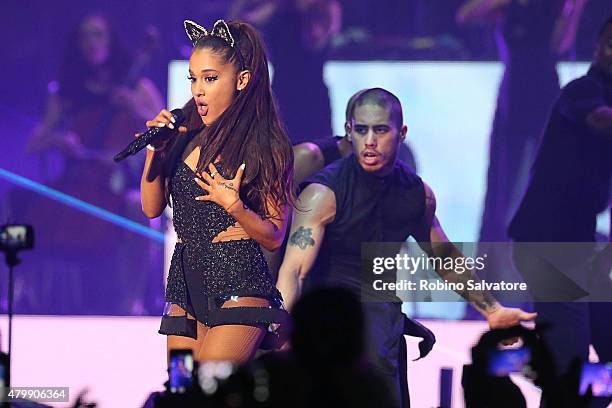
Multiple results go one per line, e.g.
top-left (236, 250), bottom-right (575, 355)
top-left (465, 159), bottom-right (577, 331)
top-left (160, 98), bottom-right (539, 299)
top-left (113, 108), bottom-right (185, 163)
top-left (113, 125), bottom-right (165, 162)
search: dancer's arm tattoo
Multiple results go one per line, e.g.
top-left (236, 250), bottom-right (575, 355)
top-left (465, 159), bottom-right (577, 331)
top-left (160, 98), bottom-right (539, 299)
top-left (429, 243), bottom-right (500, 314)
top-left (289, 226), bottom-right (315, 250)
top-left (473, 294), bottom-right (500, 314)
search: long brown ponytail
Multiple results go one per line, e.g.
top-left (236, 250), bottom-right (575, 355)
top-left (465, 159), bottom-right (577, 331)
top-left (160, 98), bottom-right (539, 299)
top-left (190, 21), bottom-right (295, 217)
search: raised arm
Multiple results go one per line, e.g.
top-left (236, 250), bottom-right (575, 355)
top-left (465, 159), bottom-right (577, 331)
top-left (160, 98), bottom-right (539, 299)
top-left (328, 0), bottom-right (343, 38)
top-left (551, 0), bottom-right (588, 55)
top-left (276, 183), bottom-right (336, 311)
top-left (228, 0), bottom-right (280, 26)
top-left (412, 183), bottom-right (536, 328)
top-left (130, 78), bottom-right (165, 122)
top-left (140, 109), bottom-right (187, 218)
top-left (456, 0), bottom-right (510, 25)
top-left (27, 92), bottom-right (64, 154)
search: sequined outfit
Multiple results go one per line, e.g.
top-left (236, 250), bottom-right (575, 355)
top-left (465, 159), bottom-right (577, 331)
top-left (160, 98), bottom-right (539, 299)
top-left (158, 160), bottom-right (286, 341)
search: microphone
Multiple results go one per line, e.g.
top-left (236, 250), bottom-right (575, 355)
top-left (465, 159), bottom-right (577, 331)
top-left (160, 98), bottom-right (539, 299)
top-left (113, 109), bottom-right (186, 162)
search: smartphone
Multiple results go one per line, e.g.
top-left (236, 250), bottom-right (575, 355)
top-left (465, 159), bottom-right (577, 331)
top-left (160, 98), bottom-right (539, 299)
top-left (168, 349), bottom-right (194, 394)
top-left (488, 346), bottom-right (531, 376)
top-left (580, 362), bottom-right (612, 397)
top-left (0, 351), bottom-right (9, 388)
top-left (0, 224), bottom-right (34, 251)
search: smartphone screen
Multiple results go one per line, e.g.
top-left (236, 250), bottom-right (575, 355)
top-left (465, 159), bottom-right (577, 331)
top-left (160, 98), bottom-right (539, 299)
top-left (488, 346), bottom-right (531, 376)
top-left (580, 362), bottom-right (612, 397)
top-left (0, 352), bottom-right (9, 388)
top-left (0, 225), bottom-right (33, 250)
top-left (169, 349), bottom-right (194, 394)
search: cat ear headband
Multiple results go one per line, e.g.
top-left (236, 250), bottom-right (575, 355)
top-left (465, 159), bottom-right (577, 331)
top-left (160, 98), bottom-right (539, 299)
top-left (184, 19), bottom-right (247, 69)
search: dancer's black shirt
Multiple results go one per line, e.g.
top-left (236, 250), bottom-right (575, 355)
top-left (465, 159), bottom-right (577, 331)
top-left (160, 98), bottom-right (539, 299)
top-left (301, 154), bottom-right (425, 293)
top-left (509, 66), bottom-right (612, 242)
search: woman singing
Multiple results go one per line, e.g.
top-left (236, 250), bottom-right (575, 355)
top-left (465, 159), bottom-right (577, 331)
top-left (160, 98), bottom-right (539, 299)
top-left (140, 19), bottom-right (293, 362)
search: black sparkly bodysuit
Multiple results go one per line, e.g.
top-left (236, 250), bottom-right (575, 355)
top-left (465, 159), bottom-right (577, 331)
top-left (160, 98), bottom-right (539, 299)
top-left (158, 157), bottom-right (286, 340)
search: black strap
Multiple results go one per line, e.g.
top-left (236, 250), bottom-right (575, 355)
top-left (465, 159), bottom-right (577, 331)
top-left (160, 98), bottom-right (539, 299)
top-left (158, 315), bottom-right (198, 339)
top-left (158, 243), bottom-right (199, 339)
top-left (207, 306), bottom-right (289, 327)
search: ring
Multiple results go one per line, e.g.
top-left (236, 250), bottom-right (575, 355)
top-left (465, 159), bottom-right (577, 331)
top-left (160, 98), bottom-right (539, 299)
top-left (210, 171), bottom-right (217, 178)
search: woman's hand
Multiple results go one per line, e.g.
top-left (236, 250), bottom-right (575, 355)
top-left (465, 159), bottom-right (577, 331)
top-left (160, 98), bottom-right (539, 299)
top-left (194, 163), bottom-right (246, 212)
top-left (143, 109), bottom-right (188, 149)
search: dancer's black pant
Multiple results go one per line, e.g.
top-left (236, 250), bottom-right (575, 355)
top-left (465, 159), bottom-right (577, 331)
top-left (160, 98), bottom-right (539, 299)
top-left (363, 302), bottom-right (407, 407)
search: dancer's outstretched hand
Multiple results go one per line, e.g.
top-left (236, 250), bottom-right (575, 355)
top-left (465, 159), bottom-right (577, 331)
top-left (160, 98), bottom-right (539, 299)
top-left (486, 306), bottom-right (537, 345)
top-left (486, 306), bottom-right (537, 330)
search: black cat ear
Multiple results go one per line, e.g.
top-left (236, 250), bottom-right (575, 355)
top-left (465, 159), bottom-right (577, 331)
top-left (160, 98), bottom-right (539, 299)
top-left (184, 20), bottom-right (208, 46)
top-left (211, 19), bottom-right (235, 47)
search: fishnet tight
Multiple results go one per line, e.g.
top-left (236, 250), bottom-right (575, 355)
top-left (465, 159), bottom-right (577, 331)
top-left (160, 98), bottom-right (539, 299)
top-left (166, 297), bottom-right (269, 365)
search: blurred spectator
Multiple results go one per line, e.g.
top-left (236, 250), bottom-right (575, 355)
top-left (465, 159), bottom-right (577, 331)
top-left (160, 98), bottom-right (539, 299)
top-left (457, 0), bottom-right (587, 244)
top-left (259, 287), bottom-right (396, 408)
top-left (508, 14), bottom-right (612, 408)
top-left (230, 0), bottom-right (341, 144)
top-left (9, 14), bottom-right (163, 314)
top-left (463, 325), bottom-right (593, 408)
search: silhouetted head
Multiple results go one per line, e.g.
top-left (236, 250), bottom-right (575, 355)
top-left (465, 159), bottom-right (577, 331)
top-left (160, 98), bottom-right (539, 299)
top-left (291, 287), bottom-right (365, 367)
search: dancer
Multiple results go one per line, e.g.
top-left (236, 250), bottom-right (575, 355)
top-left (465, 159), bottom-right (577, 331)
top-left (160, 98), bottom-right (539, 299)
top-left (140, 20), bottom-right (292, 362)
top-left (457, 0), bottom-right (587, 242)
top-left (509, 16), bottom-right (612, 407)
top-left (230, 0), bottom-right (342, 144)
top-left (264, 89), bottom-right (418, 278)
top-left (277, 88), bottom-right (536, 407)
